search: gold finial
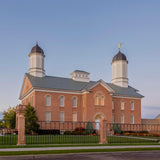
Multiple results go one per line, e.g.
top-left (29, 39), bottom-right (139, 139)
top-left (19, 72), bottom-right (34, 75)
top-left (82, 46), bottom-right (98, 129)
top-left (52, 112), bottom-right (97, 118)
top-left (118, 43), bottom-right (121, 51)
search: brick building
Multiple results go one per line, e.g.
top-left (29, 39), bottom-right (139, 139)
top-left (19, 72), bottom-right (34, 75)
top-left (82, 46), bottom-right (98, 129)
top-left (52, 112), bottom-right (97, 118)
top-left (19, 44), bottom-right (144, 125)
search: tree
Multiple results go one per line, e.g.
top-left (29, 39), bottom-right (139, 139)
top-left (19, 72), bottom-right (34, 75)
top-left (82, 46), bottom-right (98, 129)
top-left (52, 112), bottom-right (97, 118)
top-left (24, 104), bottom-right (39, 134)
top-left (86, 121), bottom-right (94, 134)
top-left (112, 123), bottom-right (121, 134)
top-left (3, 107), bottom-right (16, 129)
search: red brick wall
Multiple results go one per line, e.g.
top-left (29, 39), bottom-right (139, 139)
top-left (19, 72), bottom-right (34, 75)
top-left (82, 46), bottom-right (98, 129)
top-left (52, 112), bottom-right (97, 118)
top-left (112, 97), bottom-right (141, 124)
top-left (84, 84), bottom-right (113, 123)
top-left (21, 83), bottom-right (142, 124)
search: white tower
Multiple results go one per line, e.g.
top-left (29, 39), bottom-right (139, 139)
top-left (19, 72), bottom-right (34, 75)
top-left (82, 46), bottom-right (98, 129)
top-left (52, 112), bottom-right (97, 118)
top-left (111, 44), bottom-right (128, 88)
top-left (28, 44), bottom-right (45, 77)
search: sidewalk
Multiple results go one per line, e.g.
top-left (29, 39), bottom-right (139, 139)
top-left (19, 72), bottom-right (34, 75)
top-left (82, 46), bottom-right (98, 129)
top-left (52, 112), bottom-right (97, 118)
top-left (0, 145), bottom-right (160, 152)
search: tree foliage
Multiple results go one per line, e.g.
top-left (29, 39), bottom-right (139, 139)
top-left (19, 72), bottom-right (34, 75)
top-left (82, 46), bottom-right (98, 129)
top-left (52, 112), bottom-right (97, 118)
top-left (3, 107), bottom-right (16, 129)
top-left (24, 104), bottom-right (39, 134)
top-left (86, 121), bottom-right (94, 134)
top-left (113, 123), bottom-right (121, 134)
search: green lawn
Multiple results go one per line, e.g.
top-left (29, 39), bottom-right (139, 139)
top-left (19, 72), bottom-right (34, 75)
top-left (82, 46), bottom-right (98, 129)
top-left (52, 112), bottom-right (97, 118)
top-left (0, 135), bottom-right (158, 145)
top-left (1, 148), bottom-right (160, 156)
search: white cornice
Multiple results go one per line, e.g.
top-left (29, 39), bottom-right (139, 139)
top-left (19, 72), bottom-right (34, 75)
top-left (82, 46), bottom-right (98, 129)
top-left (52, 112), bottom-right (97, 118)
top-left (113, 96), bottom-right (142, 100)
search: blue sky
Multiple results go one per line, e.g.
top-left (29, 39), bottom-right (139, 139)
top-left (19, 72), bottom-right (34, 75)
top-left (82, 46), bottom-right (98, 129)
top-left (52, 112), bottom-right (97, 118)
top-left (0, 0), bottom-right (160, 118)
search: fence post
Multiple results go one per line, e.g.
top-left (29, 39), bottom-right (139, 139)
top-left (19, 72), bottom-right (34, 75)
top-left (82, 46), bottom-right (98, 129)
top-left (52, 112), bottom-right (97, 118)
top-left (16, 105), bottom-right (26, 146)
top-left (99, 118), bottom-right (107, 144)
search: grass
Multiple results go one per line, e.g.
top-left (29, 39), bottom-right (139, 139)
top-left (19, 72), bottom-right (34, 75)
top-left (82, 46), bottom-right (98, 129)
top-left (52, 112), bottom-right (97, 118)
top-left (0, 148), bottom-right (160, 156)
top-left (0, 134), bottom-right (159, 145)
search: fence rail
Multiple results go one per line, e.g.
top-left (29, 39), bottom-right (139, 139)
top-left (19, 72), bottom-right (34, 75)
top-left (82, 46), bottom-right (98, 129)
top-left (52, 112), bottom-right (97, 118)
top-left (0, 120), bottom-right (160, 145)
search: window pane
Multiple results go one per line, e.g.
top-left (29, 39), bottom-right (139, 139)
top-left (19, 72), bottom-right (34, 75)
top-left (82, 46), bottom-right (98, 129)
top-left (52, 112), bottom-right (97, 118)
top-left (60, 96), bottom-right (64, 107)
top-left (60, 112), bottom-right (64, 122)
top-left (46, 95), bottom-right (51, 106)
top-left (95, 96), bottom-right (99, 105)
top-left (46, 112), bottom-right (51, 122)
top-left (121, 102), bottom-right (124, 110)
top-left (73, 112), bottom-right (77, 122)
top-left (121, 114), bottom-right (124, 123)
top-left (131, 102), bottom-right (134, 110)
top-left (112, 101), bottom-right (114, 110)
top-left (73, 97), bottom-right (77, 107)
top-left (100, 96), bottom-right (104, 105)
top-left (131, 115), bottom-right (134, 124)
top-left (112, 114), bottom-right (114, 123)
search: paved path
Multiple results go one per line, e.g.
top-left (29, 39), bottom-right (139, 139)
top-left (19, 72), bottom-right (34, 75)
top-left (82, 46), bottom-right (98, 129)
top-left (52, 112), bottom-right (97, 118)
top-left (0, 145), bottom-right (160, 152)
top-left (1, 151), bottom-right (160, 160)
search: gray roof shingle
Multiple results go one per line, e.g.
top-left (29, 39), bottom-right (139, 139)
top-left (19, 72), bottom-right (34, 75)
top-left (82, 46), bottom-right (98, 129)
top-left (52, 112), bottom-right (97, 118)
top-left (26, 73), bottom-right (144, 98)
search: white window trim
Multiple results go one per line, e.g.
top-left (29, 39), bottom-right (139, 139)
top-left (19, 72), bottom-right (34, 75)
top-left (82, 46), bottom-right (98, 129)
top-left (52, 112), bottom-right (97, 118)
top-left (121, 114), bottom-right (124, 124)
top-left (112, 101), bottom-right (114, 110)
top-left (131, 115), bottom-right (134, 124)
top-left (46, 95), bottom-right (51, 106)
top-left (46, 112), bottom-right (51, 123)
top-left (60, 112), bottom-right (64, 122)
top-left (131, 102), bottom-right (134, 111)
top-left (60, 96), bottom-right (64, 107)
top-left (121, 102), bottom-right (125, 110)
top-left (73, 112), bottom-right (77, 122)
top-left (72, 97), bottom-right (77, 108)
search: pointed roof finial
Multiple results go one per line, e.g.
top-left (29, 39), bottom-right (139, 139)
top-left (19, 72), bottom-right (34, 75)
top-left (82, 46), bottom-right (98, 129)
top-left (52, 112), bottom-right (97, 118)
top-left (118, 43), bottom-right (121, 51)
top-left (36, 41), bottom-right (38, 45)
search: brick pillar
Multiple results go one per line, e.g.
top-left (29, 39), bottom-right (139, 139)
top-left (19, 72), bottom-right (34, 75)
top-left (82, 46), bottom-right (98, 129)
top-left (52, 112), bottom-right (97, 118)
top-left (99, 118), bottom-right (107, 144)
top-left (16, 105), bottom-right (26, 146)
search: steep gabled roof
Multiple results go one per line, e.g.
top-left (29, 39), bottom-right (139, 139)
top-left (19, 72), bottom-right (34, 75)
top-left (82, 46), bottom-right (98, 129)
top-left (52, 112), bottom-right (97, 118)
top-left (22, 73), bottom-right (144, 98)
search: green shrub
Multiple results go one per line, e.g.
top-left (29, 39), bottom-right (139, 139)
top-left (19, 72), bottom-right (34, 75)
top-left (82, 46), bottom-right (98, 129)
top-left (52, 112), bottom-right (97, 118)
top-left (64, 131), bottom-right (72, 135)
top-left (86, 121), bottom-right (94, 134)
top-left (113, 123), bottom-right (121, 134)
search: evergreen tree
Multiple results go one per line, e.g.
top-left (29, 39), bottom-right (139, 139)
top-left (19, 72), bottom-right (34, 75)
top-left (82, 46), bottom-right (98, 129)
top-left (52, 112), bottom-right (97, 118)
top-left (86, 121), bottom-right (94, 134)
top-left (24, 104), bottom-right (39, 134)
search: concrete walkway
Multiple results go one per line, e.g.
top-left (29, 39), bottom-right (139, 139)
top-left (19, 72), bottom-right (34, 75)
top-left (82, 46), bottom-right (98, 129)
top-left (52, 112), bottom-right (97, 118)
top-left (0, 145), bottom-right (160, 152)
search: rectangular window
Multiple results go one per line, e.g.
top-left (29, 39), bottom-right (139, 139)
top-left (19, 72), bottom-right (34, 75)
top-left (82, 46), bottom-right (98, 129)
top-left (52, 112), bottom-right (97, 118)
top-left (112, 114), bottom-right (114, 123)
top-left (46, 112), bottom-right (51, 122)
top-left (30, 96), bottom-right (33, 106)
top-left (112, 101), bottom-right (114, 110)
top-left (100, 96), bottom-right (104, 106)
top-left (73, 97), bottom-right (77, 107)
top-left (82, 97), bottom-right (84, 107)
top-left (131, 102), bottom-right (134, 110)
top-left (73, 112), bottom-right (77, 122)
top-left (46, 95), bottom-right (51, 106)
top-left (60, 96), bottom-right (64, 107)
top-left (121, 102), bottom-right (125, 110)
top-left (95, 96), bottom-right (99, 105)
top-left (60, 112), bottom-right (64, 122)
top-left (121, 114), bottom-right (124, 124)
top-left (131, 115), bottom-right (134, 124)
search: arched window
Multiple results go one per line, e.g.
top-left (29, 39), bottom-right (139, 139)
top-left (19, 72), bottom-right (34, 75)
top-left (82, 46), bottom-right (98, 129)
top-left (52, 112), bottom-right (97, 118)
top-left (46, 95), bottom-right (51, 106)
top-left (72, 97), bottom-right (77, 107)
top-left (95, 96), bottom-right (99, 105)
top-left (60, 96), bottom-right (64, 107)
top-left (100, 96), bottom-right (104, 106)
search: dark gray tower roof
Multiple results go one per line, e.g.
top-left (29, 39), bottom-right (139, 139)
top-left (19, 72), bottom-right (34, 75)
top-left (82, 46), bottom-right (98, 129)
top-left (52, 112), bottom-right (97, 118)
top-left (112, 51), bottom-right (127, 63)
top-left (30, 44), bottom-right (44, 54)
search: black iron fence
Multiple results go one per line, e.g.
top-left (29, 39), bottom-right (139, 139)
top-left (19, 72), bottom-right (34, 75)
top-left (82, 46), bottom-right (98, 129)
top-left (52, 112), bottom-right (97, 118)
top-left (0, 120), bottom-right (160, 145)
top-left (25, 121), bottom-right (100, 144)
top-left (0, 120), bottom-right (17, 145)
top-left (106, 123), bottom-right (160, 144)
